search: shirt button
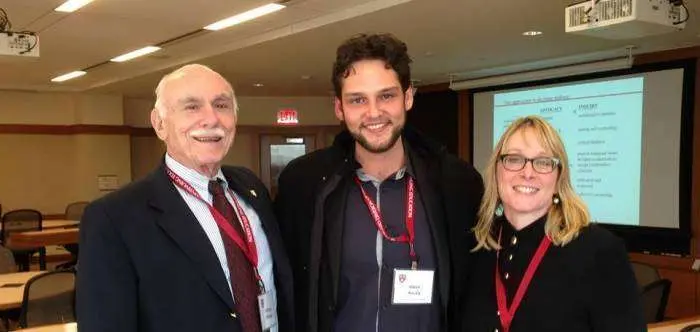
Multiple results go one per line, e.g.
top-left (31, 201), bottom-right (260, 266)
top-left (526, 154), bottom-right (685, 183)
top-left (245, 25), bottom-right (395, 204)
top-left (504, 273), bottom-right (510, 280)
top-left (508, 254), bottom-right (513, 261)
top-left (495, 329), bottom-right (499, 332)
top-left (496, 310), bottom-right (500, 316)
top-left (511, 236), bottom-right (518, 246)
top-left (230, 312), bottom-right (237, 318)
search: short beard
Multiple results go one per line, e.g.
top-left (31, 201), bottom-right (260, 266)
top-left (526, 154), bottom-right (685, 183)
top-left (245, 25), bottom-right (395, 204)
top-left (350, 124), bottom-right (403, 153)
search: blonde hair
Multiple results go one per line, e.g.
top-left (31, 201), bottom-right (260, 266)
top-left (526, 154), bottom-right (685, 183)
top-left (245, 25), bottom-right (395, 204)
top-left (473, 115), bottom-right (590, 250)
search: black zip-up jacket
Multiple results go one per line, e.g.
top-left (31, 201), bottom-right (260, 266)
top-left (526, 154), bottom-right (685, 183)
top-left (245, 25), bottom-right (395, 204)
top-left (274, 127), bottom-right (484, 332)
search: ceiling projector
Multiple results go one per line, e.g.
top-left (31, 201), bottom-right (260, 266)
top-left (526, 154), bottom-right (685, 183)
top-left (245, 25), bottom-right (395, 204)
top-left (0, 31), bottom-right (40, 58)
top-left (565, 0), bottom-right (687, 39)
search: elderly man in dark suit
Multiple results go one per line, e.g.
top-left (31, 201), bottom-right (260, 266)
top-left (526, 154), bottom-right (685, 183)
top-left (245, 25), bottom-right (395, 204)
top-left (76, 64), bottom-right (293, 332)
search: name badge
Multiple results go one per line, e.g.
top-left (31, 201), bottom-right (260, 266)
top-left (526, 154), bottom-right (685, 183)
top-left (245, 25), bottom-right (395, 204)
top-left (391, 268), bottom-right (435, 304)
top-left (257, 291), bottom-right (278, 330)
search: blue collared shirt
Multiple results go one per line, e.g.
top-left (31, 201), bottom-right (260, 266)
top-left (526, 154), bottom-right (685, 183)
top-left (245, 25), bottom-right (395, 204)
top-left (165, 154), bottom-right (278, 331)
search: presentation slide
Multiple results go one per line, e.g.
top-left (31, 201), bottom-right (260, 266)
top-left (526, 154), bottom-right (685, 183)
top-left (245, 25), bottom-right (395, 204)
top-left (492, 77), bottom-right (644, 225)
top-left (473, 68), bottom-right (684, 229)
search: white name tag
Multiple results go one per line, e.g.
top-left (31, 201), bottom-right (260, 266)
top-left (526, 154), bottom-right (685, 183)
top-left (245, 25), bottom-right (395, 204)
top-left (257, 291), bottom-right (278, 330)
top-left (391, 268), bottom-right (435, 304)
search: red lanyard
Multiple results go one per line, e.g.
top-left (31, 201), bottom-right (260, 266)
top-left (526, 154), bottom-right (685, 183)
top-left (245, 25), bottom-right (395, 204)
top-left (166, 167), bottom-right (264, 291)
top-left (354, 175), bottom-right (418, 269)
top-left (495, 226), bottom-right (551, 332)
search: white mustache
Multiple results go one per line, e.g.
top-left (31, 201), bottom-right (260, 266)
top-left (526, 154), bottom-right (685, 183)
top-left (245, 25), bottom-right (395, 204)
top-left (189, 128), bottom-right (226, 138)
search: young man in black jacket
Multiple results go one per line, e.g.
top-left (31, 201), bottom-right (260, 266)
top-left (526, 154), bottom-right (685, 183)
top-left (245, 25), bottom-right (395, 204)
top-left (275, 33), bottom-right (483, 332)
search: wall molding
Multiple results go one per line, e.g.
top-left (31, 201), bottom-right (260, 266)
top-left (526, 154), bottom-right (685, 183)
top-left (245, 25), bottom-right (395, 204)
top-left (0, 124), bottom-right (132, 135)
top-left (0, 124), bottom-right (342, 136)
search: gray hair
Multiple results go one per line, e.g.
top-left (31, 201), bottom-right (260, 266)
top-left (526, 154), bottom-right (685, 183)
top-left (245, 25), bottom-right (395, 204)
top-left (153, 64), bottom-right (238, 118)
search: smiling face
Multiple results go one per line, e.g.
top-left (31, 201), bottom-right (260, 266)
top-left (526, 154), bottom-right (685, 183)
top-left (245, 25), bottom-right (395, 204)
top-left (151, 66), bottom-right (236, 177)
top-left (334, 59), bottom-right (413, 154)
top-left (497, 127), bottom-right (559, 225)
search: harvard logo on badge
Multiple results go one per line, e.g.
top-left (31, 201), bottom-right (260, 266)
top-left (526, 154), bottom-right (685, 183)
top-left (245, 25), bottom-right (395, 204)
top-left (399, 274), bottom-right (406, 283)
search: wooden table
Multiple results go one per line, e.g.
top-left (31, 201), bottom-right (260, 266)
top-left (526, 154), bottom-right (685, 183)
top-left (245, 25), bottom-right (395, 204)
top-left (0, 271), bottom-right (45, 310)
top-left (649, 315), bottom-right (700, 331)
top-left (12, 322), bottom-right (76, 331)
top-left (7, 229), bottom-right (79, 249)
top-left (0, 220), bottom-right (78, 233)
top-left (41, 220), bottom-right (79, 230)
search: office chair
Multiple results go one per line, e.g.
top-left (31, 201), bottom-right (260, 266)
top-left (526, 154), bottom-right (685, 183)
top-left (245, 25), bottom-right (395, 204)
top-left (19, 269), bottom-right (76, 328)
top-left (640, 278), bottom-right (672, 323)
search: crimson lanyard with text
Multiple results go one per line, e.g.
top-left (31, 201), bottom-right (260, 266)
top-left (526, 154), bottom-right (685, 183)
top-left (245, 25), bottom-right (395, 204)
top-left (495, 226), bottom-right (551, 332)
top-left (166, 168), bottom-right (265, 294)
top-left (354, 176), bottom-right (418, 269)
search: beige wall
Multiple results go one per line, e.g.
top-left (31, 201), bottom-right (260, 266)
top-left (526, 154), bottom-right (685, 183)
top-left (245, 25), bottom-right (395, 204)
top-left (123, 96), bottom-right (338, 127)
top-left (0, 91), bottom-right (76, 125)
top-left (0, 92), bottom-right (337, 213)
top-left (125, 95), bottom-right (338, 180)
top-left (0, 91), bottom-right (130, 215)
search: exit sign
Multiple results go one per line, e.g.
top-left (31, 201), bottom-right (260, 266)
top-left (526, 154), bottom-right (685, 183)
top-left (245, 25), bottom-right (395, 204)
top-left (277, 108), bottom-right (299, 125)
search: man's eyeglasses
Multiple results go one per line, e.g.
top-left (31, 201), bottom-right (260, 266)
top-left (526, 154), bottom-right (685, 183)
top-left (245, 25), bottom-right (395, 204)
top-left (499, 154), bottom-right (560, 174)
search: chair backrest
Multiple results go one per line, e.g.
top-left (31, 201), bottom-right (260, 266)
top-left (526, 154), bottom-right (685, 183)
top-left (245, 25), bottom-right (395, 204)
top-left (20, 269), bottom-right (76, 328)
top-left (64, 202), bottom-right (89, 222)
top-left (681, 324), bottom-right (700, 332)
top-left (631, 261), bottom-right (661, 288)
top-left (0, 245), bottom-right (16, 273)
top-left (1, 209), bottom-right (43, 245)
top-left (640, 278), bottom-right (672, 323)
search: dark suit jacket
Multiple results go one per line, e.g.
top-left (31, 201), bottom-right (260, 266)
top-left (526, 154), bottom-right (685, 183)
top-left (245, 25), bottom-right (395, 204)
top-left (76, 163), bottom-right (294, 332)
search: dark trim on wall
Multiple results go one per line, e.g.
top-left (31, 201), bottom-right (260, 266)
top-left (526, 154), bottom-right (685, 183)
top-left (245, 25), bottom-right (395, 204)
top-left (457, 91), bottom-right (472, 163)
top-left (0, 124), bottom-right (132, 135)
top-left (0, 124), bottom-right (343, 137)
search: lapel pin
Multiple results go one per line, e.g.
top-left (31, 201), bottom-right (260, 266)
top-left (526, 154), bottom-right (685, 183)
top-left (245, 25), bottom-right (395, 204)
top-left (250, 189), bottom-right (257, 198)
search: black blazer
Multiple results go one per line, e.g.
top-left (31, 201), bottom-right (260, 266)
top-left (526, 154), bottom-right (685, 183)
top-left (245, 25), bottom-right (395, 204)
top-left (76, 163), bottom-right (294, 332)
top-left (461, 223), bottom-right (644, 332)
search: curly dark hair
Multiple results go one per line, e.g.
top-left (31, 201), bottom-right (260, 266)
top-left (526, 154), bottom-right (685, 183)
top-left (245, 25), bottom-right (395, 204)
top-left (332, 33), bottom-right (413, 98)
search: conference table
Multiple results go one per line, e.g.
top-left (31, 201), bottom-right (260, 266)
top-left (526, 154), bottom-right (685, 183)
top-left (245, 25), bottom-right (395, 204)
top-left (6, 229), bottom-right (79, 249)
top-left (13, 322), bottom-right (76, 331)
top-left (41, 220), bottom-right (79, 230)
top-left (0, 271), bottom-right (45, 310)
top-left (649, 315), bottom-right (700, 331)
top-left (0, 220), bottom-right (78, 234)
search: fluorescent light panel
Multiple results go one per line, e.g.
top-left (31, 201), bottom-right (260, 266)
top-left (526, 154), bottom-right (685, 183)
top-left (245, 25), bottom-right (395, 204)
top-left (51, 71), bottom-right (86, 82)
top-left (55, 0), bottom-right (93, 13)
top-left (110, 46), bottom-right (161, 62)
top-left (204, 3), bottom-right (285, 31)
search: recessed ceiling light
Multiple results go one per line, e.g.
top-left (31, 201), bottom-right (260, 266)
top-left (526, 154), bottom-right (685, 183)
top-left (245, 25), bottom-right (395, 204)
top-left (253, 83), bottom-right (264, 87)
top-left (55, 0), bottom-right (94, 13)
top-left (110, 46), bottom-right (161, 62)
top-left (522, 30), bottom-right (543, 36)
top-left (51, 70), bottom-right (86, 82)
top-left (204, 3), bottom-right (286, 31)
top-left (301, 75), bottom-right (312, 80)
top-left (424, 51), bottom-right (434, 57)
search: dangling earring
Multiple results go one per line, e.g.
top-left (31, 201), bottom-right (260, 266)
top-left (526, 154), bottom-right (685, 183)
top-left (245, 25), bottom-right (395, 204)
top-left (495, 202), bottom-right (504, 216)
top-left (553, 195), bottom-right (560, 204)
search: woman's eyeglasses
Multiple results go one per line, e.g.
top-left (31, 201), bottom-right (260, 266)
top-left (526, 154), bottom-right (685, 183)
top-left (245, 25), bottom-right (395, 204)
top-left (499, 154), bottom-right (560, 174)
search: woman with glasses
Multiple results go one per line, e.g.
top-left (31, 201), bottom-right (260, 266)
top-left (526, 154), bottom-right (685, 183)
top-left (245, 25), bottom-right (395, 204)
top-left (461, 116), bottom-right (643, 331)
